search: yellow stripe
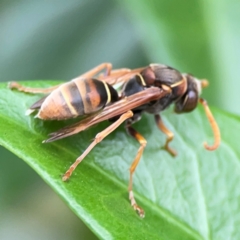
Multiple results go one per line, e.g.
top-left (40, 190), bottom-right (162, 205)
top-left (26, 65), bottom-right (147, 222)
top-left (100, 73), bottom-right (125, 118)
top-left (102, 81), bottom-right (111, 105)
top-left (170, 77), bottom-right (186, 88)
top-left (136, 73), bottom-right (146, 86)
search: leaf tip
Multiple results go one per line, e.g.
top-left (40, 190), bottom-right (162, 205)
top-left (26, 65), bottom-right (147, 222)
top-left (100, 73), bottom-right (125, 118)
top-left (25, 109), bottom-right (35, 115)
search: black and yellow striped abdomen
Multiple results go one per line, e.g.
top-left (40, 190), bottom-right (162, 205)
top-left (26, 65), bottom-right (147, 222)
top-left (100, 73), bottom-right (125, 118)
top-left (37, 78), bottom-right (119, 120)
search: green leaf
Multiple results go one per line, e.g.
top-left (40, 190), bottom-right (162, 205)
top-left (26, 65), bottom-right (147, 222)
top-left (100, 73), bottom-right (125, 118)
top-left (1, 81), bottom-right (240, 239)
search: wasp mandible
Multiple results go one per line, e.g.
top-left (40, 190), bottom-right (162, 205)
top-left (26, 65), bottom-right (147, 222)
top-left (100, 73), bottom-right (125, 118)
top-left (9, 63), bottom-right (220, 217)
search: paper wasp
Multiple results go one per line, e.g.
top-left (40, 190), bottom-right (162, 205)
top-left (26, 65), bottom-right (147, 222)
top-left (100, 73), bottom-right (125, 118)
top-left (9, 63), bottom-right (220, 217)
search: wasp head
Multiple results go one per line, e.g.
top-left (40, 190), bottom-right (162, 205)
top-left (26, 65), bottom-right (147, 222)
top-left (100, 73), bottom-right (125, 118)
top-left (174, 74), bottom-right (209, 113)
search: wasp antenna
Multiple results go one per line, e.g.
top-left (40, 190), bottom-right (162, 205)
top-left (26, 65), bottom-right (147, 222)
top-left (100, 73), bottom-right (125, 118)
top-left (199, 98), bottom-right (220, 150)
top-left (201, 79), bottom-right (209, 88)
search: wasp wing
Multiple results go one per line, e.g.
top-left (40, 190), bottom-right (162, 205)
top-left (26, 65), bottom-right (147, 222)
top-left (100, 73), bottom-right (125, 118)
top-left (30, 95), bottom-right (48, 109)
top-left (44, 87), bottom-right (169, 143)
top-left (25, 95), bottom-right (49, 115)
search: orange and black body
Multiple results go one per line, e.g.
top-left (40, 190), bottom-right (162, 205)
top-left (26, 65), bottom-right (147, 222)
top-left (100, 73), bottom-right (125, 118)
top-left (9, 62), bottom-right (220, 218)
top-left (29, 64), bottom-right (200, 122)
top-left (32, 78), bottom-right (119, 120)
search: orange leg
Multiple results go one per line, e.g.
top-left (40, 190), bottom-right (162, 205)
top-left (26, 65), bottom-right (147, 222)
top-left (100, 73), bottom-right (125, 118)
top-left (62, 110), bottom-right (133, 181)
top-left (8, 63), bottom-right (113, 94)
top-left (99, 67), bottom-right (145, 85)
top-left (199, 98), bottom-right (220, 150)
top-left (9, 64), bottom-right (145, 93)
top-left (97, 67), bottom-right (131, 78)
top-left (73, 64), bottom-right (145, 86)
top-left (98, 68), bottom-right (131, 85)
top-left (8, 81), bottom-right (61, 94)
top-left (75, 62), bottom-right (112, 79)
top-left (154, 114), bottom-right (177, 157)
top-left (126, 124), bottom-right (146, 218)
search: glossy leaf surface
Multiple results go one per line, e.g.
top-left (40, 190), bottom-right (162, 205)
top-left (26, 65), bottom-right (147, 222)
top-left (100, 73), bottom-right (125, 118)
top-left (1, 81), bottom-right (240, 239)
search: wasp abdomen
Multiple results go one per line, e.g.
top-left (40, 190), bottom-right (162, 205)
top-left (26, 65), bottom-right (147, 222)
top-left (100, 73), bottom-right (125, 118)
top-left (37, 78), bottom-right (118, 120)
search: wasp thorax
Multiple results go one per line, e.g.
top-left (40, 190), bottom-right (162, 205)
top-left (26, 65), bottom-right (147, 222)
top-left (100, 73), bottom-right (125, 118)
top-left (150, 64), bottom-right (183, 86)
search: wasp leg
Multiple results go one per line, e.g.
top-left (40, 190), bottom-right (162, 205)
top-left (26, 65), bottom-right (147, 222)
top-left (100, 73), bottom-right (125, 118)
top-left (9, 64), bottom-right (143, 93)
top-left (99, 67), bottom-right (145, 85)
top-left (97, 67), bottom-right (131, 78)
top-left (126, 124), bottom-right (146, 218)
top-left (73, 63), bottom-right (134, 85)
top-left (75, 62), bottom-right (113, 79)
top-left (199, 98), bottom-right (220, 150)
top-left (62, 110), bottom-right (133, 181)
top-left (98, 68), bottom-right (131, 85)
top-left (8, 81), bottom-right (61, 94)
top-left (154, 114), bottom-right (177, 157)
top-left (8, 63), bottom-right (113, 94)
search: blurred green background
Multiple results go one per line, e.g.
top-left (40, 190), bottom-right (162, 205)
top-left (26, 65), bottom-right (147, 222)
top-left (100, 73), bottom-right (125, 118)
top-left (0, 0), bottom-right (239, 239)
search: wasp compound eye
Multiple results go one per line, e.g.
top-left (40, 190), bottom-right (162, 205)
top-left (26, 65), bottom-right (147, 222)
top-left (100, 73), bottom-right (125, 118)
top-left (175, 90), bottom-right (198, 113)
